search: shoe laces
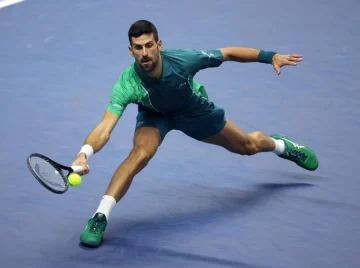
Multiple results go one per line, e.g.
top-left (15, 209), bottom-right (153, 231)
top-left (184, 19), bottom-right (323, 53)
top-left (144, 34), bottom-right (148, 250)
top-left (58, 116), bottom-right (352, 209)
top-left (287, 149), bottom-right (308, 162)
top-left (88, 218), bottom-right (105, 234)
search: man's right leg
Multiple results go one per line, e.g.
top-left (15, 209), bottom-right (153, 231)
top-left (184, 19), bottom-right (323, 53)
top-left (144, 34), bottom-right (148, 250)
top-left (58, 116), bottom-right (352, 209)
top-left (103, 127), bottom-right (161, 202)
top-left (80, 110), bottom-right (171, 247)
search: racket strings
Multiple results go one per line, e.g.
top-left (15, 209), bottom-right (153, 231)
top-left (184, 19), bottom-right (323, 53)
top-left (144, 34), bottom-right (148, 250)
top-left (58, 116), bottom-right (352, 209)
top-left (28, 156), bottom-right (67, 191)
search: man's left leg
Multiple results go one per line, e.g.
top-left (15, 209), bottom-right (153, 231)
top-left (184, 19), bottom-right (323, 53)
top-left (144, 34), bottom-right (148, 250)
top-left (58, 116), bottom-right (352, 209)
top-left (201, 118), bottom-right (276, 154)
top-left (182, 106), bottom-right (319, 171)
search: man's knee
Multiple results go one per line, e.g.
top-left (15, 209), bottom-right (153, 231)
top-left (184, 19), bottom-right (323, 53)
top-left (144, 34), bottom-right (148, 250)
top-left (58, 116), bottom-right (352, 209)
top-left (130, 127), bottom-right (161, 167)
top-left (128, 145), bottom-right (157, 168)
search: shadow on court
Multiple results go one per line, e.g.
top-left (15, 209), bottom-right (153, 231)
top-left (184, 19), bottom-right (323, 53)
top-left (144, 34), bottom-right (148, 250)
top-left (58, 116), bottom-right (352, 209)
top-left (75, 182), bottom-right (314, 267)
top-left (79, 238), bottom-right (280, 268)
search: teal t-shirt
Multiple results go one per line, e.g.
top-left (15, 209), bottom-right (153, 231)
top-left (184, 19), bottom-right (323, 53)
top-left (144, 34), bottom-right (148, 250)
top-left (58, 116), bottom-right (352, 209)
top-left (106, 49), bottom-right (224, 117)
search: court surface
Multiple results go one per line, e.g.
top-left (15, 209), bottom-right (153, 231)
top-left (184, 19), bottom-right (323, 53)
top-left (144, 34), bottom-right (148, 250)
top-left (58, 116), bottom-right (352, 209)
top-left (1, 0), bottom-right (359, 267)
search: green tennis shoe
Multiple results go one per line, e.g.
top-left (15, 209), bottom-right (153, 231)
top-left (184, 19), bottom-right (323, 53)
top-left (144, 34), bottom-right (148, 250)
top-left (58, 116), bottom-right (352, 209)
top-left (271, 134), bottom-right (319, 171)
top-left (80, 213), bottom-right (107, 247)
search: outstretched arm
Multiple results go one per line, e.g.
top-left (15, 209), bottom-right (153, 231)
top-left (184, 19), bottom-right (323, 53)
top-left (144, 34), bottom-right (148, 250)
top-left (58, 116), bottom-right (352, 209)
top-left (71, 68), bottom-right (135, 175)
top-left (72, 111), bottom-right (120, 175)
top-left (81, 111), bottom-right (119, 154)
top-left (219, 47), bottom-right (303, 75)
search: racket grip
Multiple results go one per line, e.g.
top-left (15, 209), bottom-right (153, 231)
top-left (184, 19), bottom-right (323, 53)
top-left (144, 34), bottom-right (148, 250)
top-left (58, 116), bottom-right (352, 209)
top-left (71, 165), bottom-right (88, 174)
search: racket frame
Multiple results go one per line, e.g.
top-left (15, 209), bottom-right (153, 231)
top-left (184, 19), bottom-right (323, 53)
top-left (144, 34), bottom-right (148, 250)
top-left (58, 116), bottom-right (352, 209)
top-left (26, 153), bottom-right (74, 194)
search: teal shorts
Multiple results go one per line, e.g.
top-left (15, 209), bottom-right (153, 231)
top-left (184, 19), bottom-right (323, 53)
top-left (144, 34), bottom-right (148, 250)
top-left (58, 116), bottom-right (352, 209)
top-left (135, 103), bottom-right (226, 142)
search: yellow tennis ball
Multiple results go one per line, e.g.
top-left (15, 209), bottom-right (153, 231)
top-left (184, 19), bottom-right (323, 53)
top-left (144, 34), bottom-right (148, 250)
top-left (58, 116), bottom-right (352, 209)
top-left (68, 173), bottom-right (82, 187)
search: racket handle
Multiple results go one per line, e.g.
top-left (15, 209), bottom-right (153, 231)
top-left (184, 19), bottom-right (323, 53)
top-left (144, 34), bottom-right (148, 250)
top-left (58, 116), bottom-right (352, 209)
top-left (71, 165), bottom-right (88, 174)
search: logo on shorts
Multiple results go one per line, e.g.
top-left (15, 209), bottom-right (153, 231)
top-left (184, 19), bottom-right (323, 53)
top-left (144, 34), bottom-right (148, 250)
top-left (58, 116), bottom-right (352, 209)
top-left (178, 82), bottom-right (187, 89)
top-left (136, 121), bottom-right (144, 128)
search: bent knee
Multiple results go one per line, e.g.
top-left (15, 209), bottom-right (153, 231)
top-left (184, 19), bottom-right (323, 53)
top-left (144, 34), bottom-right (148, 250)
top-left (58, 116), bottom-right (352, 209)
top-left (129, 146), bottom-right (156, 167)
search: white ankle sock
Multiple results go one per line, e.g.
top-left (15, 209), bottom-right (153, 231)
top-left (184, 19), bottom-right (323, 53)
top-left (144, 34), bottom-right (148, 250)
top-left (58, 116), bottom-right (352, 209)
top-left (94, 195), bottom-right (116, 220)
top-left (271, 138), bottom-right (285, 155)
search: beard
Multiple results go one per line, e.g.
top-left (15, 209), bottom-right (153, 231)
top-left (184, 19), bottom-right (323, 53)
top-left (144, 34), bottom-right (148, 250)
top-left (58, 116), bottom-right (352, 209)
top-left (137, 56), bottom-right (158, 73)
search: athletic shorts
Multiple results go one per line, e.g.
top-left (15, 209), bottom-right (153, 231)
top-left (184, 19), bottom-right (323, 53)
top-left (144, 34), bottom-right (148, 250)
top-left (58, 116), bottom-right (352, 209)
top-left (134, 103), bottom-right (226, 142)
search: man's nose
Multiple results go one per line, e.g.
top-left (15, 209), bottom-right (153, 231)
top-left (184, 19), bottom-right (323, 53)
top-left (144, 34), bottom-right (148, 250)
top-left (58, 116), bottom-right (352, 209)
top-left (142, 47), bottom-right (148, 56)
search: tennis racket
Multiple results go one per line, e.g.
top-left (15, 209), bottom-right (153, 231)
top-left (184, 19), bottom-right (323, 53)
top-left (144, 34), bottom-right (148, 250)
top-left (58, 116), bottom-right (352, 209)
top-left (26, 153), bottom-right (86, 194)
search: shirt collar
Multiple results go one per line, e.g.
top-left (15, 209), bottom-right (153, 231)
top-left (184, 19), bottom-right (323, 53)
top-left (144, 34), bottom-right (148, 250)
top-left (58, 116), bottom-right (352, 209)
top-left (134, 52), bottom-right (171, 83)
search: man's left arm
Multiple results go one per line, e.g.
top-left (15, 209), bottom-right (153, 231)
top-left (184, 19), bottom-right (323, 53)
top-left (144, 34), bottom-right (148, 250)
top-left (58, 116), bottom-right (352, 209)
top-left (219, 47), bottom-right (303, 75)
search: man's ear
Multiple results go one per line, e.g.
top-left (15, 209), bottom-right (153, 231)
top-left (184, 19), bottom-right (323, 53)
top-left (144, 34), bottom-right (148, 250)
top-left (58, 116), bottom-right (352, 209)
top-left (128, 45), bottom-right (134, 57)
top-left (157, 40), bottom-right (163, 50)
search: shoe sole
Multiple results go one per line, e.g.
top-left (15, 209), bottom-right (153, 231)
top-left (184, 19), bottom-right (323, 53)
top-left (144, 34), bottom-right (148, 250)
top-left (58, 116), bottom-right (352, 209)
top-left (80, 237), bottom-right (102, 248)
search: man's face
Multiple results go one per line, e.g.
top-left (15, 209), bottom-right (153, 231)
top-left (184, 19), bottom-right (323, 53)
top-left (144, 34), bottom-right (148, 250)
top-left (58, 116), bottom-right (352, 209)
top-left (129, 33), bottom-right (162, 73)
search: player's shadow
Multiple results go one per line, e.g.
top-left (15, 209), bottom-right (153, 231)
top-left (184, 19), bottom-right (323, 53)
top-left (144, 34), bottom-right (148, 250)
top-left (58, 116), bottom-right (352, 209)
top-left (78, 182), bottom-right (313, 267)
top-left (267, 170), bottom-right (325, 182)
top-left (79, 237), bottom-right (277, 268)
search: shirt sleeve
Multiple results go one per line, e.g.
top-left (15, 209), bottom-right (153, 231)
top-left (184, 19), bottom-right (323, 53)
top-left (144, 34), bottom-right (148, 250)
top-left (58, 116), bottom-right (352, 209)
top-left (106, 71), bottom-right (135, 117)
top-left (180, 49), bottom-right (224, 75)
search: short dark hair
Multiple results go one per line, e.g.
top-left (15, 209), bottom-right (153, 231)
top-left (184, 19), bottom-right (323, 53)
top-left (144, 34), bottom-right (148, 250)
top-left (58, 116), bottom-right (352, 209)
top-left (128, 20), bottom-right (159, 45)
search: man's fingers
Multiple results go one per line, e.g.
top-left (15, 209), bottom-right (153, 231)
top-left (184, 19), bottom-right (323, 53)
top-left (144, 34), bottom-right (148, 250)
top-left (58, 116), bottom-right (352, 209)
top-left (280, 59), bottom-right (298, 66)
top-left (273, 64), bottom-right (281, 75)
top-left (286, 54), bottom-right (302, 59)
top-left (82, 165), bottom-right (90, 175)
top-left (287, 60), bottom-right (298, 66)
top-left (287, 54), bottom-right (303, 62)
top-left (73, 163), bottom-right (90, 176)
top-left (80, 169), bottom-right (89, 176)
top-left (289, 56), bottom-right (303, 62)
top-left (272, 53), bottom-right (302, 74)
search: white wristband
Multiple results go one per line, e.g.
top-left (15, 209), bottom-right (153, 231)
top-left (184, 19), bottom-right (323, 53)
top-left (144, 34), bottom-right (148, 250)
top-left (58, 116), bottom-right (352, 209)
top-left (78, 144), bottom-right (94, 159)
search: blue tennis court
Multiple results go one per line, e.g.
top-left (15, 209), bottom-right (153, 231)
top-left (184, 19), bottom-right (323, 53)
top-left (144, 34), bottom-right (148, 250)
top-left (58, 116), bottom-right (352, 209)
top-left (1, 0), bottom-right (359, 267)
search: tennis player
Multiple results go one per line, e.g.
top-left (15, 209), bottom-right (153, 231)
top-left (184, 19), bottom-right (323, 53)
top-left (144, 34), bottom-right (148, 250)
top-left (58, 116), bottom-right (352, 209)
top-left (72, 20), bottom-right (319, 247)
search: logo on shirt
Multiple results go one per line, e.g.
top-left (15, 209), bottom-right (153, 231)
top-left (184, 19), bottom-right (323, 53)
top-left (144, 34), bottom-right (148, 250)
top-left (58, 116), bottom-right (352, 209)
top-left (112, 104), bottom-right (123, 109)
top-left (201, 50), bottom-right (214, 59)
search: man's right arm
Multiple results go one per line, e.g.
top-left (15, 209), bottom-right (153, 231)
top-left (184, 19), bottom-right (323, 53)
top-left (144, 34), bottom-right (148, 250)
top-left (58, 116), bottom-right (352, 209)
top-left (72, 69), bottom-right (135, 174)
top-left (80, 111), bottom-right (120, 156)
top-left (72, 111), bottom-right (120, 175)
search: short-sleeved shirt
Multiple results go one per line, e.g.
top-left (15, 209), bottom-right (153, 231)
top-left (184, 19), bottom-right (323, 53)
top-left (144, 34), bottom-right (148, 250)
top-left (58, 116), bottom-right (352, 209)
top-left (106, 49), bottom-right (224, 117)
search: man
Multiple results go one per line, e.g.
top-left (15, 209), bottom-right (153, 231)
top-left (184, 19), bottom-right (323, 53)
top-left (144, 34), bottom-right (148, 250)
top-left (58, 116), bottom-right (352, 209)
top-left (72, 20), bottom-right (319, 247)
